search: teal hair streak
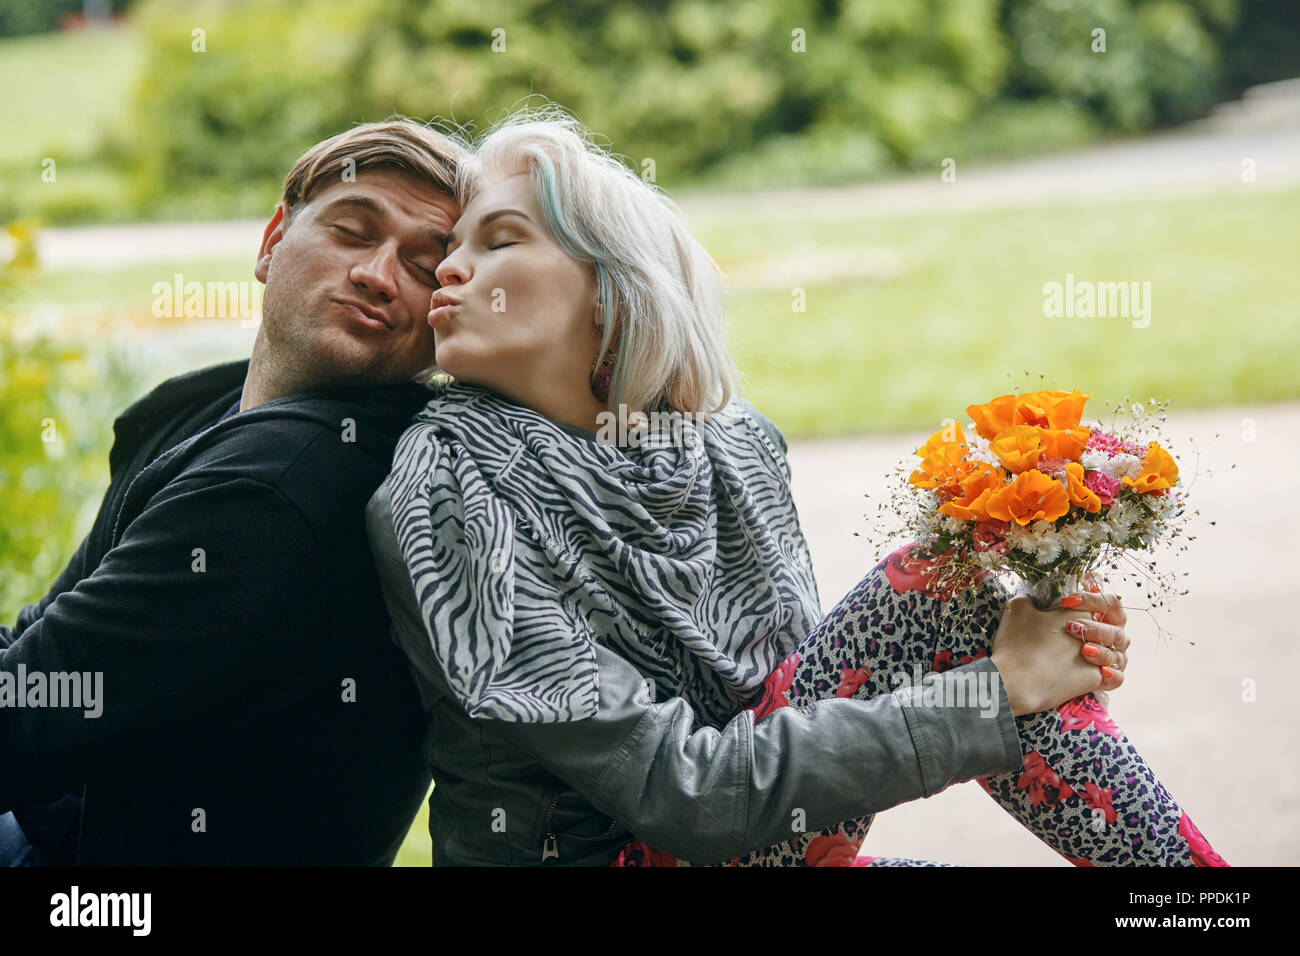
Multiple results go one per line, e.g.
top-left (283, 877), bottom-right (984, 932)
top-left (531, 151), bottom-right (620, 363)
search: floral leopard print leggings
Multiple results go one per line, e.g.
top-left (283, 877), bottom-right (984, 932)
top-left (612, 542), bottom-right (1228, 867)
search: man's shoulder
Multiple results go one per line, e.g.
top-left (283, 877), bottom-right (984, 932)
top-left (119, 359), bottom-right (251, 428)
top-left (183, 384), bottom-right (431, 518)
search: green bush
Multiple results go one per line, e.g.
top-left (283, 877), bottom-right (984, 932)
top-left (1001, 0), bottom-right (1238, 130)
top-left (126, 0), bottom-right (1011, 206)
top-left (16, 0), bottom-right (1289, 222)
top-left (0, 221), bottom-right (138, 622)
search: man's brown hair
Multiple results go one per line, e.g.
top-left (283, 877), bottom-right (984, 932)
top-left (281, 118), bottom-right (470, 219)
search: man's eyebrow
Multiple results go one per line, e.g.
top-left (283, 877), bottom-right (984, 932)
top-left (445, 208), bottom-right (532, 250)
top-left (318, 195), bottom-right (451, 248)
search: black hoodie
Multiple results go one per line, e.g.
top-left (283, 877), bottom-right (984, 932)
top-left (0, 360), bottom-right (434, 864)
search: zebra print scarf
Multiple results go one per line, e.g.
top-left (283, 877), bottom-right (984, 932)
top-left (385, 380), bottom-right (822, 725)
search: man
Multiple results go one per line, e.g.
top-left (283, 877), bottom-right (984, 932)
top-left (0, 120), bottom-right (467, 864)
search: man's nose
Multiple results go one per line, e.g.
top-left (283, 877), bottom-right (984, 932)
top-left (349, 241), bottom-right (401, 301)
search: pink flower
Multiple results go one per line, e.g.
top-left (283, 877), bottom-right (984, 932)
top-left (805, 832), bottom-right (863, 866)
top-left (1084, 470), bottom-right (1121, 506)
top-left (882, 543), bottom-right (987, 602)
top-left (1058, 695), bottom-right (1122, 738)
top-left (1015, 751), bottom-right (1076, 807)
top-left (1084, 431), bottom-right (1126, 455)
top-left (1038, 456), bottom-right (1070, 478)
top-left (1179, 812), bottom-right (1229, 867)
top-left (747, 652), bottom-right (801, 722)
top-left (835, 665), bottom-right (872, 698)
top-left (972, 519), bottom-right (1011, 554)
top-left (1082, 782), bottom-right (1117, 825)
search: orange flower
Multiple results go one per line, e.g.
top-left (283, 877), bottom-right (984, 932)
top-left (1041, 426), bottom-right (1092, 461)
top-left (938, 462), bottom-right (1006, 522)
top-left (1122, 441), bottom-right (1179, 494)
top-left (1064, 462), bottom-right (1101, 514)
top-left (967, 390), bottom-right (1092, 440)
top-left (908, 423), bottom-right (971, 493)
top-left (966, 394), bottom-right (1021, 441)
top-left (1035, 390), bottom-right (1091, 430)
top-left (989, 425), bottom-right (1044, 474)
top-left (985, 469), bottom-right (1070, 525)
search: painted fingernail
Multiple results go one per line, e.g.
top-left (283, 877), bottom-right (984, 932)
top-left (1101, 666), bottom-right (1114, 679)
top-left (1088, 582), bottom-right (1101, 593)
top-left (1060, 595), bottom-right (1084, 608)
top-left (1066, 620), bottom-right (1086, 636)
top-left (1081, 643), bottom-right (1100, 659)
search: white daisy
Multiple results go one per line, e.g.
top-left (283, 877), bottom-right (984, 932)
top-left (1080, 450), bottom-right (1111, 472)
top-left (1105, 453), bottom-right (1143, 480)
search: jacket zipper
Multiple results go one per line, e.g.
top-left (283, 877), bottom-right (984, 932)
top-left (541, 794), bottom-right (619, 862)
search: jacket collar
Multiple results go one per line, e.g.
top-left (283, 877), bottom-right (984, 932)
top-left (115, 359), bottom-right (251, 434)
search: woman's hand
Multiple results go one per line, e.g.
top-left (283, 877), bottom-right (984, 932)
top-left (1057, 573), bottom-right (1128, 708)
top-left (989, 596), bottom-right (1104, 717)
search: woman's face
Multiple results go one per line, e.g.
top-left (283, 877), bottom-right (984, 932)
top-left (430, 173), bottom-right (601, 408)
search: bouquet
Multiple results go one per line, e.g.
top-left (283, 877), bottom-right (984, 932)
top-left (872, 386), bottom-right (1199, 626)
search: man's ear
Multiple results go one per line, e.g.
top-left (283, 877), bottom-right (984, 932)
top-left (254, 204), bottom-right (287, 283)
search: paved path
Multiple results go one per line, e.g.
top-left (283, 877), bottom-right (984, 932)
top-left (785, 400), bottom-right (1299, 865)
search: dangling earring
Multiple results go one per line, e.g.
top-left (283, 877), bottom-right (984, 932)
top-left (590, 321), bottom-right (616, 403)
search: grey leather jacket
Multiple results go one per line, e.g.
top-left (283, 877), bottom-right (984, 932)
top-left (364, 415), bottom-right (1024, 866)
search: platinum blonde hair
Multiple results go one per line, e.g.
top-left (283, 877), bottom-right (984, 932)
top-left (456, 107), bottom-right (739, 416)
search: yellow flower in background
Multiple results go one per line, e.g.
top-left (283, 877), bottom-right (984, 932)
top-left (938, 462), bottom-right (1006, 522)
top-left (1064, 462), bottom-right (1102, 513)
top-left (1122, 441), bottom-right (1179, 494)
top-left (989, 424), bottom-right (1044, 473)
top-left (985, 469), bottom-right (1070, 525)
top-left (1041, 426), bottom-right (1092, 461)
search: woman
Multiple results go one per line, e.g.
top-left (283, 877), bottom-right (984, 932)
top-left (365, 109), bottom-right (1227, 866)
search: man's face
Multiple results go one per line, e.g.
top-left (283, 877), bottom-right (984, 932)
top-left (253, 168), bottom-right (461, 389)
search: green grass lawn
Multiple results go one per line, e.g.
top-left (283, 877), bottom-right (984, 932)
top-left (0, 26), bottom-right (138, 165)
top-left (696, 183), bottom-right (1300, 439)
top-left (0, 24), bottom-right (140, 220)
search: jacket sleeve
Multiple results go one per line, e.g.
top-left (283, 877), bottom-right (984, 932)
top-left (367, 482), bottom-right (1023, 866)
top-left (493, 644), bottom-right (1021, 864)
top-left (0, 535), bottom-right (92, 651)
top-left (0, 474), bottom-right (339, 812)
